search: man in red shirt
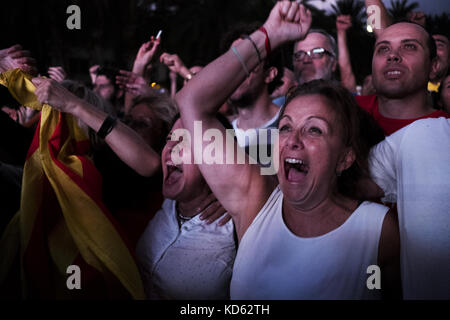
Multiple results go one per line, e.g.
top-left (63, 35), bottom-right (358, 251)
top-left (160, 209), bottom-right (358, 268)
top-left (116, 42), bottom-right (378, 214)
top-left (355, 22), bottom-right (449, 135)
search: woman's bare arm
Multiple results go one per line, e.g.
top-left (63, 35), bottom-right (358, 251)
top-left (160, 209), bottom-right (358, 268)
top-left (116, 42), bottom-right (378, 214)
top-left (32, 77), bottom-right (160, 177)
top-left (174, 1), bottom-right (312, 236)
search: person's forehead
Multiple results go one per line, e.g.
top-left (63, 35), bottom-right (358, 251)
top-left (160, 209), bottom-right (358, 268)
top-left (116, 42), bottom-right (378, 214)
top-left (295, 33), bottom-right (331, 51)
top-left (377, 23), bottom-right (428, 45)
top-left (284, 94), bottom-right (334, 119)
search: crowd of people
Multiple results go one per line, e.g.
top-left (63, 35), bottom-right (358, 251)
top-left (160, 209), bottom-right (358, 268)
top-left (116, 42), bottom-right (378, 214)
top-left (0, 0), bottom-right (449, 300)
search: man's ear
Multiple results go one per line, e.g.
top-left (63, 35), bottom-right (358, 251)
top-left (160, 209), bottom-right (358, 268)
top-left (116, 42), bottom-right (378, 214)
top-left (429, 56), bottom-right (440, 80)
top-left (331, 58), bottom-right (338, 73)
top-left (265, 66), bottom-right (278, 84)
top-left (337, 147), bottom-right (356, 175)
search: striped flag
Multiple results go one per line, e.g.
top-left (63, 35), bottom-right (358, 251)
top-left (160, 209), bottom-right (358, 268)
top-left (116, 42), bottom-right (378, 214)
top-left (0, 69), bottom-right (145, 299)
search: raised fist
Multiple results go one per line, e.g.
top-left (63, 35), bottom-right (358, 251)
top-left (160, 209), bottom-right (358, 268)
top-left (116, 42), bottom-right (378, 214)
top-left (336, 15), bottom-right (352, 33)
top-left (32, 77), bottom-right (81, 113)
top-left (262, 1), bottom-right (312, 49)
top-left (407, 11), bottom-right (426, 27)
top-left (160, 53), bottom-right (187, 75)
top-left (133, 36), bottom-right (161, 75)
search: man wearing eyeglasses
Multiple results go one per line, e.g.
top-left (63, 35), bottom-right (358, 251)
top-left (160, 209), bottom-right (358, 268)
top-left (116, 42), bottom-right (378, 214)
top-left (292, 29), bottom-right (337, 85)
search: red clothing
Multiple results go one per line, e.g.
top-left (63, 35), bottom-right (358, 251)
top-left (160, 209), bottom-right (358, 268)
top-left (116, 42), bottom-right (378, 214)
top-left (355, 94), bottom-right (450, 135)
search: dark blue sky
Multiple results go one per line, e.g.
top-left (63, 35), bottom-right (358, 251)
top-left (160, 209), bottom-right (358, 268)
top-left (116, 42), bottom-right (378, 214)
top-left (413, 0), bottom-right (450, 15)
top-left (314, 0), bottom-right (450, 15)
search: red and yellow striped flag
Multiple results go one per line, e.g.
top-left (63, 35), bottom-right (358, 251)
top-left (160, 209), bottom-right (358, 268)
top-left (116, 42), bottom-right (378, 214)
top-left (0, 69), bottom-right (145, 299)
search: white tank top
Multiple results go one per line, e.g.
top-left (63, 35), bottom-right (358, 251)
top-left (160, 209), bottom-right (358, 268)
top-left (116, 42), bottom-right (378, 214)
top-left (230, 186), bottom-right (388, 300)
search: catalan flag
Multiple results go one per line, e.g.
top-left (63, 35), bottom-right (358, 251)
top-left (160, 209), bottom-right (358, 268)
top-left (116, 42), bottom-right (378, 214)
top-left (0, 69), bottom-right (145, 299)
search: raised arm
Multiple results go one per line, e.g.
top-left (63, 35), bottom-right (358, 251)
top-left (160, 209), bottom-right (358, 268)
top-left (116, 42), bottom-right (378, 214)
top-left (336, 15), bottom-right (357, 93)
top-left (177, 1), bottom-right (311, 130)
top-left (116, 69), bottom-right (158, 113)
top-left (32, 77), bottom-right (160, 177)
top-left (169, 71), bottom-right (177, 98)
top-left (365, 0), bottom-right (392, 37)
top-left (132, 37), bottom-right (160, 77)
top-left (120, 36), bottom-right (160, 114)
top-left (174, 1), bottom-right (311, 236)
top-left (0, 44), bottom-right (37, 75)
top-left (160, 53), bottom-right (194, 82)
top-left (407, 11), bottom-right (426, 27)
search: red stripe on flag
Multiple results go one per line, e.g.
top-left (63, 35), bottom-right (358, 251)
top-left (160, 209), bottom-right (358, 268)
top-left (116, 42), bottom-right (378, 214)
top-left (75, 139), bottom-right (91, 156)
top-left (45, 113), bottom-right (135, 253)
top-left (26, 119), bottom-right (41, 161)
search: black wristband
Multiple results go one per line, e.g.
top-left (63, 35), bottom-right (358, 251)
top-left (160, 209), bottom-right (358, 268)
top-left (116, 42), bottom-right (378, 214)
top-left (97, 115), bottom-right (117, 139)
top-left (243, 34), bottom-right (262, 65)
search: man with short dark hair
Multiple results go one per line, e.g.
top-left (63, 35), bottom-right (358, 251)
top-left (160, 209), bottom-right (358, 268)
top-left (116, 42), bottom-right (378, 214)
top-left (407, 10), bottom-right (450, 93)
top-left (358, 4), bottom-right (450, 299)
top-left (92, 66), bottom-right (124, 116)
top-left (221, 24), bottom-right (284, 165)
top-left (356, 22), bottom-right (449, 135)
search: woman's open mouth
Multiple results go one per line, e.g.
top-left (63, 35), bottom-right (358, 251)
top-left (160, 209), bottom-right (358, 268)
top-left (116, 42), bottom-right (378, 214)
top-left (165, 160), bottom-right (183, 185)
top-left (284, 158), bottom-right (309, 183)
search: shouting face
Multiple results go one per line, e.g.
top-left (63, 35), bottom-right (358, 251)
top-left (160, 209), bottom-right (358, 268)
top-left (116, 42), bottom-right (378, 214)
top-left (277, 94), bottom-right (354, 209)
top-left (161, 119), bottom-right (208, 201)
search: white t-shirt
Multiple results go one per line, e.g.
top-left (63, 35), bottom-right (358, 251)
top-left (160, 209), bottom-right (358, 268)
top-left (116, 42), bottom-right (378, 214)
top-left (230, 186), bottom-right (388, 300)
top-left (232, 111), bottom-right (280, 149)
top-left (136, 199), bottom-right (236, 300)
top-left (369, 117), bottom-right (450, 299)
top-left (232, 111), bottom-right (280, 169)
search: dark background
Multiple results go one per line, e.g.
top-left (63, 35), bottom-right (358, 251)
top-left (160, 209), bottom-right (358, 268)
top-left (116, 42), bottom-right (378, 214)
top-left (1, 0), bottom-right (449, 88)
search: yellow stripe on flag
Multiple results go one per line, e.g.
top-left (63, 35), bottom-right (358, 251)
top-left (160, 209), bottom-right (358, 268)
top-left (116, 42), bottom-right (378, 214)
top-left (0, 69), bottom-right (146, 299)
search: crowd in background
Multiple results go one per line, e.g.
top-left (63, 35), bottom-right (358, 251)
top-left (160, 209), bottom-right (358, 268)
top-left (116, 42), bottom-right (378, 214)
top-left (0, 0), bottom-right (449, 300)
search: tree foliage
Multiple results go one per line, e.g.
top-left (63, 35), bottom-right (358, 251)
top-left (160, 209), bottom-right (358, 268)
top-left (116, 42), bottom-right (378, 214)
top-left (0, 0), bottom-right (448, 87)
top-left (388, 0), bottom-right (419, 20)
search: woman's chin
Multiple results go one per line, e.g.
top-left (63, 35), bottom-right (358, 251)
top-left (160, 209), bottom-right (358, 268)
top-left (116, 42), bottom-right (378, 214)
top-left (162, 183), bottom-right (183, 200)
top-left (279, 181), bottom-right (310, 204)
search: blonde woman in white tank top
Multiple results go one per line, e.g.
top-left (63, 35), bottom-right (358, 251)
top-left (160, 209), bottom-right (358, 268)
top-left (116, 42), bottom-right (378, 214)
top-left (175, 1), bottom-right (401, 299)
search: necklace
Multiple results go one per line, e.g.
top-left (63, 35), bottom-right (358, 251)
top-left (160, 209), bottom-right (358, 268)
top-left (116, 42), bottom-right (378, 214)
top-left (176, 202), bottom-right (194, 224)
top-left (178, 212), bottom-right (193, 221)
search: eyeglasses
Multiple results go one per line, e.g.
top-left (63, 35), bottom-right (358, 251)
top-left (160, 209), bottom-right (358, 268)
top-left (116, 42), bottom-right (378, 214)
top-left (293, 47), bottom-right (335, 61)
